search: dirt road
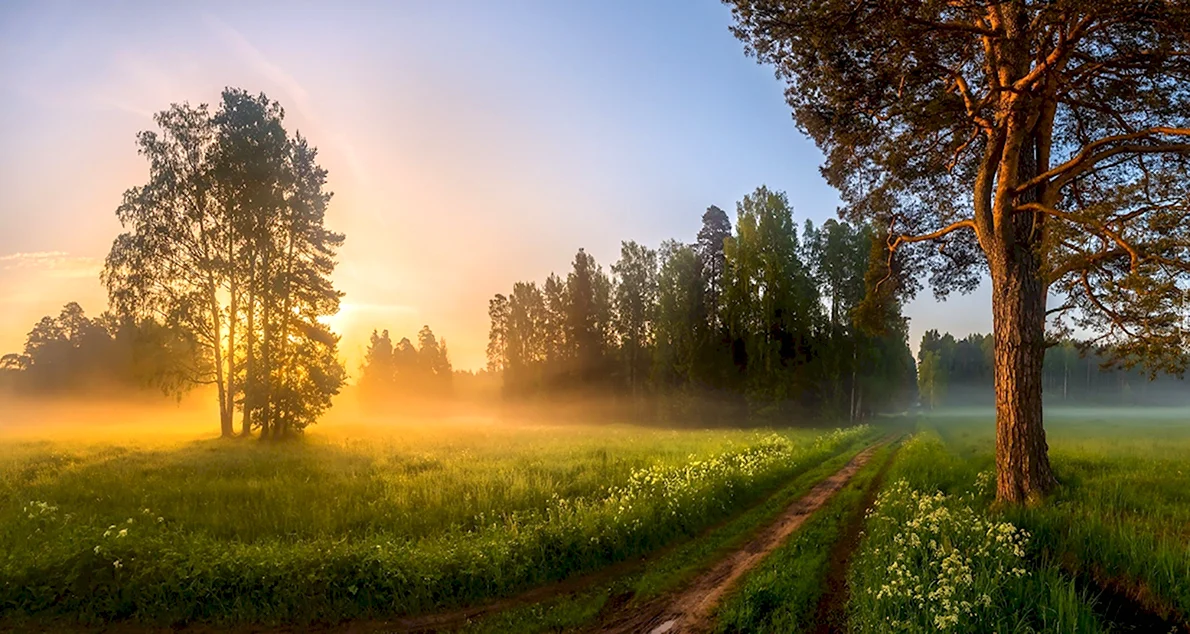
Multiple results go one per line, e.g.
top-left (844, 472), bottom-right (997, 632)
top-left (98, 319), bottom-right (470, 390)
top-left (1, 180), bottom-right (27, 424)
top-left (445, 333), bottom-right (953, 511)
top-left (594, 443), bottom-right (885, 634)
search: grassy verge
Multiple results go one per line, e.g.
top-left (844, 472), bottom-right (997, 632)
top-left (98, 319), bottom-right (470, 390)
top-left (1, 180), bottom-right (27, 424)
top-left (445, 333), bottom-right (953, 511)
top-left (460, 428), bottom-right (887, 633)
top-left (0, 425), bottom-right (871, 627)
top-left (846, 430), bottom-right (1103, 633)
top-left (711, 442), bottom-right (895, 633)
top-left (933, 411), bottom-right (1190, 624)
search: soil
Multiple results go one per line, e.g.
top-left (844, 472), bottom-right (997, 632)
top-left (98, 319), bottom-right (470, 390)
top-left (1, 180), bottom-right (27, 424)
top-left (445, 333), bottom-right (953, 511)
top-left (1064, 562), bottom-right (1189, 634)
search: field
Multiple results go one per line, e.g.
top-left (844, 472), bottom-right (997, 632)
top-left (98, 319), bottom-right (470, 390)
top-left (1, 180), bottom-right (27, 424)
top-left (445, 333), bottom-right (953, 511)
top-left (1, 408), bottom-right (1188, 632)
top-left (844, 409), bottom-right (1190, 633)
top-left (0, 415), bottom-right (876, 628)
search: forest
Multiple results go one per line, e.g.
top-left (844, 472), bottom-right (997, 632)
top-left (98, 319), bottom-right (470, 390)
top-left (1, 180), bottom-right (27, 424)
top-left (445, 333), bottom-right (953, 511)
top-left (915, 329), bottom-right (1190, 408)
top-left (477, 191), bottom-right (916, 421)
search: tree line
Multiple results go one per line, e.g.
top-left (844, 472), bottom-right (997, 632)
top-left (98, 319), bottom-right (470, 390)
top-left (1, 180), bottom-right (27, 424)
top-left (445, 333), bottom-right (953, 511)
top-left (485, 186), bottom-right (918, 421)
top-left (358, 325), bottom-right (453, 400)
top-left (916, 330), bottom-right (1190, 409)
top-left (0, 302), bottom-right (199, 395)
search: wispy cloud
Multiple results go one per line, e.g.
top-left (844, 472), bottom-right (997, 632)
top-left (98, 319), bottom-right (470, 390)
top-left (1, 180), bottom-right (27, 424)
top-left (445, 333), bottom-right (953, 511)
top-left (203, 15), bottom-right (370, 185)
top-left (204, 15), bottom-right (312, 120)
top-left (0, 251), bottom-right (103, 279)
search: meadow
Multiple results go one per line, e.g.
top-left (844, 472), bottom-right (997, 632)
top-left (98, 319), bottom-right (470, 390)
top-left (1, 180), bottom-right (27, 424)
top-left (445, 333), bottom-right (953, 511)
top-left (838, 409), bottom-right (1190, 634)
top-left (0, 415), bottom-right (874, 627)
top-left (2, 407), bottom-right (1187, 633)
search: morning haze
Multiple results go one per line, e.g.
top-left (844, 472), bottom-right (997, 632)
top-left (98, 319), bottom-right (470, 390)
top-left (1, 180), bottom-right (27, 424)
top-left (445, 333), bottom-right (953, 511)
top-left (2, 2), bottom-right (1189, 633)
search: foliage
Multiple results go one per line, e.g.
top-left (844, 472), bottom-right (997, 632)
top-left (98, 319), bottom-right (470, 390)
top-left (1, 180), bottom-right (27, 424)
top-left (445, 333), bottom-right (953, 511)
top-left (917, 330), bottom-right (1190, 407)
top-left (359, 326), bottom-right (452, 400)
top-left (486, 186), bottom-right (917, 420)
top-left (102, 89), bottom-right (346, 437)
top-left (0, 303), bottom-right (199, 396)
top-left (726, 0), bottom-right (1190, 501)
top-left (931, 411), bottom-right (1190, 623)
top-left (847, 432), bottom-right (1103, 633)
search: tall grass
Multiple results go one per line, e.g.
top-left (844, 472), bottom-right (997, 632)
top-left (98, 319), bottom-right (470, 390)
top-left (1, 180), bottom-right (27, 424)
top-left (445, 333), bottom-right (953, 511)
top-left (931, 410), bottom-right (1190, 621)
top-left (0, 423), bottom-right (873, 625)
top-left (846, 431), bottom-right (1102, 633)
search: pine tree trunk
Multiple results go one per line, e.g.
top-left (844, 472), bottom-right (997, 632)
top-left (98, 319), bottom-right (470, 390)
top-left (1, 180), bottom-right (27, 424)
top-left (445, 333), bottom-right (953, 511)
top-left (990, 250), bottom-right (1057, 504)
top-left (226, 230), bottom-right (239, 437)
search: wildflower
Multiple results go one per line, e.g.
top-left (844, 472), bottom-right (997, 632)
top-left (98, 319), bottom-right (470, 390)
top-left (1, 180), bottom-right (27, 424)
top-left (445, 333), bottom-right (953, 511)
top-left (117, 528), bottom-right (128, 538)
top-left (113, 560), bottom-right (122, 570)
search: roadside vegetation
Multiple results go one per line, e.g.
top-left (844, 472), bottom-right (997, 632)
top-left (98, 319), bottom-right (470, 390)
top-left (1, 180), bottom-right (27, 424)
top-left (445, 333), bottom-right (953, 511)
top-left (713, 443), bottom-right (895, 633)
top-left (842, 414), bottom-right (1190, 633)
top-left (943, 412), bottom-right (1190, 626)
top-left (0, 423), bottom-right (872, 627)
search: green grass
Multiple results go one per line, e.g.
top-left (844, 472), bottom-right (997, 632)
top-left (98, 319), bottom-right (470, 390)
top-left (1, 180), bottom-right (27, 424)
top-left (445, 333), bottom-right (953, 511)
top-left (846, 429), bottom-right (1103, 633)
top-left (932, 410), bottom-right (1190, 623)
top-left (712, 443), bottom-right (895, 633)
top-left (0, 422), bottom-right (873, 627)
top-left (461, 434), bottom-right (885, 633)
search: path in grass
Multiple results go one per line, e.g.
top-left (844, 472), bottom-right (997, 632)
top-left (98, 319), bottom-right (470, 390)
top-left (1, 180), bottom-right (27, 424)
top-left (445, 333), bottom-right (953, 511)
top-left (809, 441), bottom-right (899, 634)
top-left (595, 441), bottom-right (887, 634)
top-left (385, 438), bottom-right (884, 634)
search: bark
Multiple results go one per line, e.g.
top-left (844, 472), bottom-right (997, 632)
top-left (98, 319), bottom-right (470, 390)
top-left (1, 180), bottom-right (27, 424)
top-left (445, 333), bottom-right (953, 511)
top-left (241, 264), bottom-right (256, 438)
top-left (990, 252), bottom-right (1057, 503)
top-left (989, 127), bottom-right (1058, 502)
top-left (226, 228), bottom-right (238, 437)
top-left (210, 289), bottom-right (233, 438)
top-left (260, 239), bottom-right (273, 440)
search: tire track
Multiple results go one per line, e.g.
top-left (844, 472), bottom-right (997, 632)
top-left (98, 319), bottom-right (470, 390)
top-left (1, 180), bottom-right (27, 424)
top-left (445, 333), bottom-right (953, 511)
top-left (594, 441), bottom-right (888, 634)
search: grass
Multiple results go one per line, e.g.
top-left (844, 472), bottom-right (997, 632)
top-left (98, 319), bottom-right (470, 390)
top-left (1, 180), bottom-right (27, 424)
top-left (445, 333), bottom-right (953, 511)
top-left (712, 442), bottom-right (895, 633)
top-left (846, 431), bottom-right (1102, 633)
top-left (845, 410), bottom-right (1190, 633)
top-left (462, 433), bottom-right (885, 633)
top-left (934, 410), bottom-right (1190, 623)
top-left (0, 421), bottom-right (873, 627)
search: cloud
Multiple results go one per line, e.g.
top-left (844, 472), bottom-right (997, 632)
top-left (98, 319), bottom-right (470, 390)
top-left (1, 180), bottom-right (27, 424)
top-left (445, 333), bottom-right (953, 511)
top-left (203, 15), bottom-right (370, 185)
top-left (0, 251), bottom-right (103, 279)
top-left (204, 15), bottom-right (312, 120)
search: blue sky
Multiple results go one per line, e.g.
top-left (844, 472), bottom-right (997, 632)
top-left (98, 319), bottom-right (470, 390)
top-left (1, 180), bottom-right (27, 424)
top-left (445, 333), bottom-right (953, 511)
top-left (0, 0), bottom-right (991, 370)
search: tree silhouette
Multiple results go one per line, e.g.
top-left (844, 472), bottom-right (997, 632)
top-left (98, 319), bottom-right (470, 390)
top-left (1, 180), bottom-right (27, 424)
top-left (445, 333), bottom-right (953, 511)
top-left (727, 1), bottom-right (1190, 502)
top-left (360, 325), bottom-right (453, 400)
top-left (104, 88), bottom-right (345, 439)
top-left (0, 303), bottom-right (199, 394)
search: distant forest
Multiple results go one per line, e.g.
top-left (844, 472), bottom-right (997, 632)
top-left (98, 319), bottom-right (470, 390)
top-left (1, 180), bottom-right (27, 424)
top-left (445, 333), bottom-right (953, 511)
top-left (917, 330), bottom-right (1190, 408)
top-left (357, 326), bottom-right (454, 400)
top-left (0, 302), bottom-right (200, 395)
top-left (474, 186), bottom-right (918, 421)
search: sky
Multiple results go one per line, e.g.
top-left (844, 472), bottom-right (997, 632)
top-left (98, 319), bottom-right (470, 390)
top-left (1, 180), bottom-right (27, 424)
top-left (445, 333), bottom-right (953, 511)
top-left (0, 0), bottom-right (992, 373)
